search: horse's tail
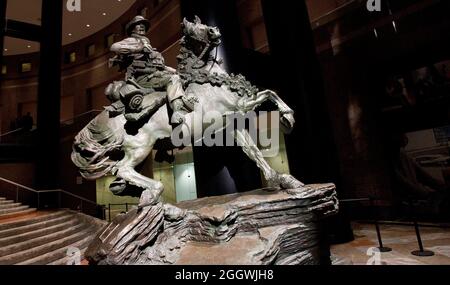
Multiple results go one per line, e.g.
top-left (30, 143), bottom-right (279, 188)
top-left (71, 111), bottom-right (125, 180)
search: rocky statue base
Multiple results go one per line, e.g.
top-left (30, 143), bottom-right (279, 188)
top-left (86, 184), bottom-right (338, 265)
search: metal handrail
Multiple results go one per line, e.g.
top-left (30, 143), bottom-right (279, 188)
top-left (0, 176), bottom-right (101, 215)
top-left (39, 189), bottom-right (99, 207)
top-left (60, 110), bottom-right (103, 125)
top-left (108, 203), bottom-right (139, 206)
top-left (0, 110), bottom-right (103, 138)
top-left (106, 203), bottom-right (139, 222)
top-left (0, 128), bottom-right (25, 138)
top-left (0, 177), bottom-right (38, 193)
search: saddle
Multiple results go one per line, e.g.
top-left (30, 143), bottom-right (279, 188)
top-left (104, 78), bottom-right (166, 122)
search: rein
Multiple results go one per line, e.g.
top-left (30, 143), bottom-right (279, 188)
top-left (192, 42), bottom-right (211, 69)
top-left (208, 46), bottom-right (219, 73)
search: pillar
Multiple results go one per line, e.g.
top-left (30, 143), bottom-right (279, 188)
top-left (0, 0), bottom-right (6, 63)
top-left (35, 0), bottom-right (63, 190)
top-left (0, 0), bottom-right (6, 131)
top-left (261, 0), bottom-right (354, 260)
top-left (181, 0), bottom-right (262, 197)
top-left (261, 0), bottom-right (341, 185)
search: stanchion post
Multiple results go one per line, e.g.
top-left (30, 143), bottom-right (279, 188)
top-left (408, 198), bottom-right (434, 257)
top-left (370, 197), bottom-right (392, 252)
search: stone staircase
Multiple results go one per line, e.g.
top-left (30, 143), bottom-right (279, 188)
top-left (0, 209), bottom-right (107, 265)
top-left (0, 197), bottom-right (36, 219)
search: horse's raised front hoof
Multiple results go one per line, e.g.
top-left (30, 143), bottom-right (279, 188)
top-left (280, 113), bottom-right (295, 134)
top-left (138, 189), bottom-right (161, 208)
top-left (279, 174), bottom-right (305, 193)
top-left (109, 178), bottom-right (127, 195)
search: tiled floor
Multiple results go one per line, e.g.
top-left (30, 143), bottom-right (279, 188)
top-left (331, 222), bottom-right (450, 265)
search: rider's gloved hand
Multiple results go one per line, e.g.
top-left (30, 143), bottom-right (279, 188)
top-left (171, 110), bottom-right (186, 124)
top-left (170, 98), bottom-right (187, 124)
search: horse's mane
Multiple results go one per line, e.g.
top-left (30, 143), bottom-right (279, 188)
top-left (177, 33), bottom-right (259, 98)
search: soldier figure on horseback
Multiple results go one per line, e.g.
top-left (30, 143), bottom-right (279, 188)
top-left (72, 16), bottom-right (303, 206)
top-left (107, 15), bottom-right (188, 124)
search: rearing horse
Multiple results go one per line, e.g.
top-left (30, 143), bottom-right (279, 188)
top-left (72, 16), bottom-right (304, 206)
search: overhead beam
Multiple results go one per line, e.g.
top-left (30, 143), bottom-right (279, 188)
top-left (4, 19), bottom-right (42, 42)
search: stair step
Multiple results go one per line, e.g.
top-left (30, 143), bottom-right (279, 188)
top-left (0, 222), bottom-right (85, 259)
top-left (0, 203), bottom-right (23, 210)
top-left (0, 224), bottom-right (92, 265)
top-left (0, 205), bottom-right (29, 215)
top-left (20, 232), bottom-right (94, 265)
top-left (0, 197), bottom-right (5, 200)
top-left (0, 211), bottom-right (68, 231)
top-left (0, 208), bottom-right (36, 220)
top-left (0, 200), bottom-right (15, 205)
top-left (0, 218), bottom-right (79, 247)
top-left (0, 213), bottom-right (73, 239)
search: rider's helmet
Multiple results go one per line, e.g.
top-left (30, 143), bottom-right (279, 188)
top-left (126, 16), bottom-right (150, 36)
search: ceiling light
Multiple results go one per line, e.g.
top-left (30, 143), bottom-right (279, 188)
top-left (27, 45), bottom-right (31, 48)
top-left (86, 24), bottom-right (91, 28)
top-left (68, 33), bottom-right (72, 36)
top-left (102, 12), bottom-right (107, 16)
top-left (4, 48), bottom-right (8, 52)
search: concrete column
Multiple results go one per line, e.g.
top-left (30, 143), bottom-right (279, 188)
top-left (0, 0), bottom-right (6, 62)
top-left (261, 0), bottom-right (354, 259)
top-left (35, 0), bottom-right (63, 190)
top-left (261, 0), bottom-right (341, 185)
top-left (180, 0), bottom-right (262, 197)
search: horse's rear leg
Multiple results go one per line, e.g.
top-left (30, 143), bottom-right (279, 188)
top-left (116, 166), bottom-right (164, 207)
top-left (114, 136), bottom-right (164, 207)
top-left (235, 129), bottom-right (305, 190)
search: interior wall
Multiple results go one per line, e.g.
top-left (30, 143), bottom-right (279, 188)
top-left (89, 83), bottom-right (110, 111)
top-left (305, 0), bottom-right (353, 20)
top-left (0, 0), bottom-right (183, 204)
top-left (0, 162), bottom-right (35, 187)
top-left (60, 96), bottom-right (74, 122)
top-left (0, 0), bottom-right (182, 134)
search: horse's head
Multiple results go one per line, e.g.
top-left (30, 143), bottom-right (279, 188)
top-left (181, 16), bottom-right (221, 59)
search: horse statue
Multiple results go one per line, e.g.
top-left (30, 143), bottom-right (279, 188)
top-left (71, 16), bottom-right (304, 207)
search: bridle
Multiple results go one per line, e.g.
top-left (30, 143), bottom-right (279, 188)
top-left (208, 45), bottom-right (219, 73)
top-left (191, 42), bottom-right (211, 69)
top-left (190, 32), bottom-right (220, 71)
